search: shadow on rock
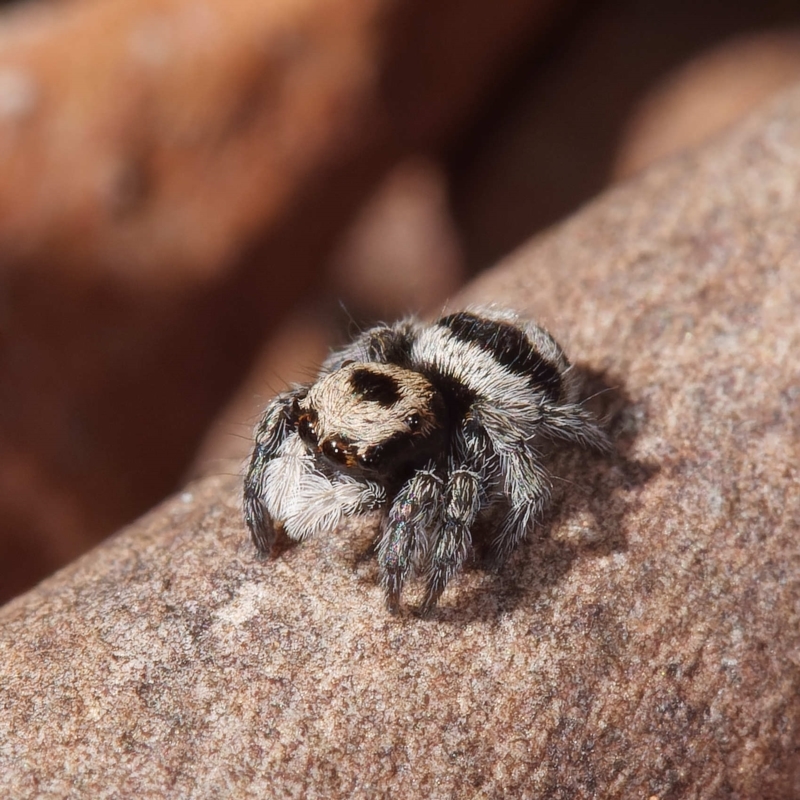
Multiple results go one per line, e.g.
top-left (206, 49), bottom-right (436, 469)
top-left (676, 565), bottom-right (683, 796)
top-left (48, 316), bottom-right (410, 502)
top-left (430, 366), bottom-right (660, 623)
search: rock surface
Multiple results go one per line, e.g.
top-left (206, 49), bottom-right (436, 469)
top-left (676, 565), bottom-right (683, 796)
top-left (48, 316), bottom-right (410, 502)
top-left (2, 83), bottom-right (800, 798)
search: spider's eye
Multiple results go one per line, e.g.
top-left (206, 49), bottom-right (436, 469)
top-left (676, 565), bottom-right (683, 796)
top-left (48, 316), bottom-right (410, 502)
top-left (322, 438), bottom-right (353, 463)
top-left (405, 413), bottom-right (421, 432)
top-left (358, 443), bottom-right (384, 468)
top-left (297, 414), bottom-right (317, 443)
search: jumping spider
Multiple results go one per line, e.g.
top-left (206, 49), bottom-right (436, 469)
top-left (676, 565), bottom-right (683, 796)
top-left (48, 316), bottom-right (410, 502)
top-left (243, 307), bottom-right (611, 614)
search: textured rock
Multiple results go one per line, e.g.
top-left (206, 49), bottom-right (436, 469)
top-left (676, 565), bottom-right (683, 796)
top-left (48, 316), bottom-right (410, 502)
top-left (2, 82), bottom-right (800, 798)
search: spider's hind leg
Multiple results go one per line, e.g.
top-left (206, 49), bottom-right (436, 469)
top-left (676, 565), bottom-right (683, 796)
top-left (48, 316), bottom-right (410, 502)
top-left (489, 449), bottom-right (553, 564)
top-left (538, 400), bottom-right (613, 455)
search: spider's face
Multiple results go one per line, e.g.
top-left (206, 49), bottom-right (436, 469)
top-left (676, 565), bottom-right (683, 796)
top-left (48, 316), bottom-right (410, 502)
top-left (294, 362), bottom-right (446, 478)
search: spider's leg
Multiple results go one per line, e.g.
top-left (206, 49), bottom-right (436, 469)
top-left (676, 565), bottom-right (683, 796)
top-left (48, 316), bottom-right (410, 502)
top-left (491, 448), bottom-right (553, 563)
top-left (537, 400), bottom-right (613, 454)
top-left (418, 418), bottom-right (493, 614)
top-left (419, 466), bottom-right (483, 615)
top-left (379, 467), bottom-right (442, 613)
top-left (321, 318), bottom-right (421, 372)
top-left (484, 400), bottom-right (609, 562)
top-left (243, 387), bottom-right (307, 555)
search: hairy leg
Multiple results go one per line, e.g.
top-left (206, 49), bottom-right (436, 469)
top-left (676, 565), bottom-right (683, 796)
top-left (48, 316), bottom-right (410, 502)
top-left (243, 387), bottom-right (307, 554)
top-left (379, 467), bottom-right (442, 613)
top-left (320, 319), bottom-right (421, 373)
top-left (491, 449), bottom-right (553, 562)
top-left (538, 400), bottom-right (613, 454)
top-left (418, 418), bottom-right (493, 613)
top-left (419, 466), bottom-right (483, 615)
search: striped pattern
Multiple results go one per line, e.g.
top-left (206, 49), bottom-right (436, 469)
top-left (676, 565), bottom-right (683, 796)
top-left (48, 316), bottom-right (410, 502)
top-left (438, 312), bottom-right (563, 402)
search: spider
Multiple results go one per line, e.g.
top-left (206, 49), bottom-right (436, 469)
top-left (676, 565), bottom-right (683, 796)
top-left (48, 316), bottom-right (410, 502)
top-left (243, 307), bottom-right (611, 614)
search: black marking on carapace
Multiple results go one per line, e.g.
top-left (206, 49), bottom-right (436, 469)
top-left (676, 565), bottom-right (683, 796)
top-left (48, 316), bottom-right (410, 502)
top-left (439, 312), bottom-right (562, 401)
top-left (350, 367), bottom-right (402, 407)
top-left (423, 369), bottom-right (475, 425)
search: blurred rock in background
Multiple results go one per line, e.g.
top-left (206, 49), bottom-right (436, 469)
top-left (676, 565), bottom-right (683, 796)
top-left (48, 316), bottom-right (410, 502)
top-left (0, 0), bottom-right (562, 600)
top-left (451, 0), bottom-right (800, 272)
top-left (1, 0), bottom-right (800, 602)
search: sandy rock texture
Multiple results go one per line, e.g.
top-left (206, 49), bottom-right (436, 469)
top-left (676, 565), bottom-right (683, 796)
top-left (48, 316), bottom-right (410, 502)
top-left (2, 84), bottom-right (800, 800)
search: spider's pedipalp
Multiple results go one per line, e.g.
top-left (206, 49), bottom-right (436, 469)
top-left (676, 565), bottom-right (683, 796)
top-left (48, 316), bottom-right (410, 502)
top-left (264, 433), bottom-right (385, 542)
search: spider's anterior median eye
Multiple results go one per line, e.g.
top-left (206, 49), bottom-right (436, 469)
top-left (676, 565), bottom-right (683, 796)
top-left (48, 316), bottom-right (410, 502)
top-left (359, 443), bottom-right (384, 468)
top-left (322, 437), bottom-right (358, 467)
top-left (323, 439), bottom-right (343, 457)
top-left (405, 413), bottom-right (421, 432)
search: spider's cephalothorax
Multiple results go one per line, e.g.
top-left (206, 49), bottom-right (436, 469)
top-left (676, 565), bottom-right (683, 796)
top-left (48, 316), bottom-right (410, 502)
top-left (243, 307), bottom-right (611, 614)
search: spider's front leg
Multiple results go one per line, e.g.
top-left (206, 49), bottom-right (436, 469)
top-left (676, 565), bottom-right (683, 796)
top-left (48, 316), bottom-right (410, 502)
top-left (243, 387), bottom-right (307, 555)
top-left (418, 467), bottom-right (483, 615)
top-left (418, 419), bottom-right (493, 615)
top-left (379, 467), bottom-right (443, 613)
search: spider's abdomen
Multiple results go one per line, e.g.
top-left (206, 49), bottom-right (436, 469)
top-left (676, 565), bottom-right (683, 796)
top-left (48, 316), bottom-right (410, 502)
top-left (410, 310), bottom-right (574, 416)
top-left (438, 312), bottom-right (564, 402)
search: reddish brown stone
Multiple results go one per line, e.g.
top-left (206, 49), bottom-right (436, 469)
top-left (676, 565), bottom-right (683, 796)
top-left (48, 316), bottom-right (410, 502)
top-left (614, 31), bottom-right (800, 179)
top-left (452, 0), bottom-right (800, 272)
